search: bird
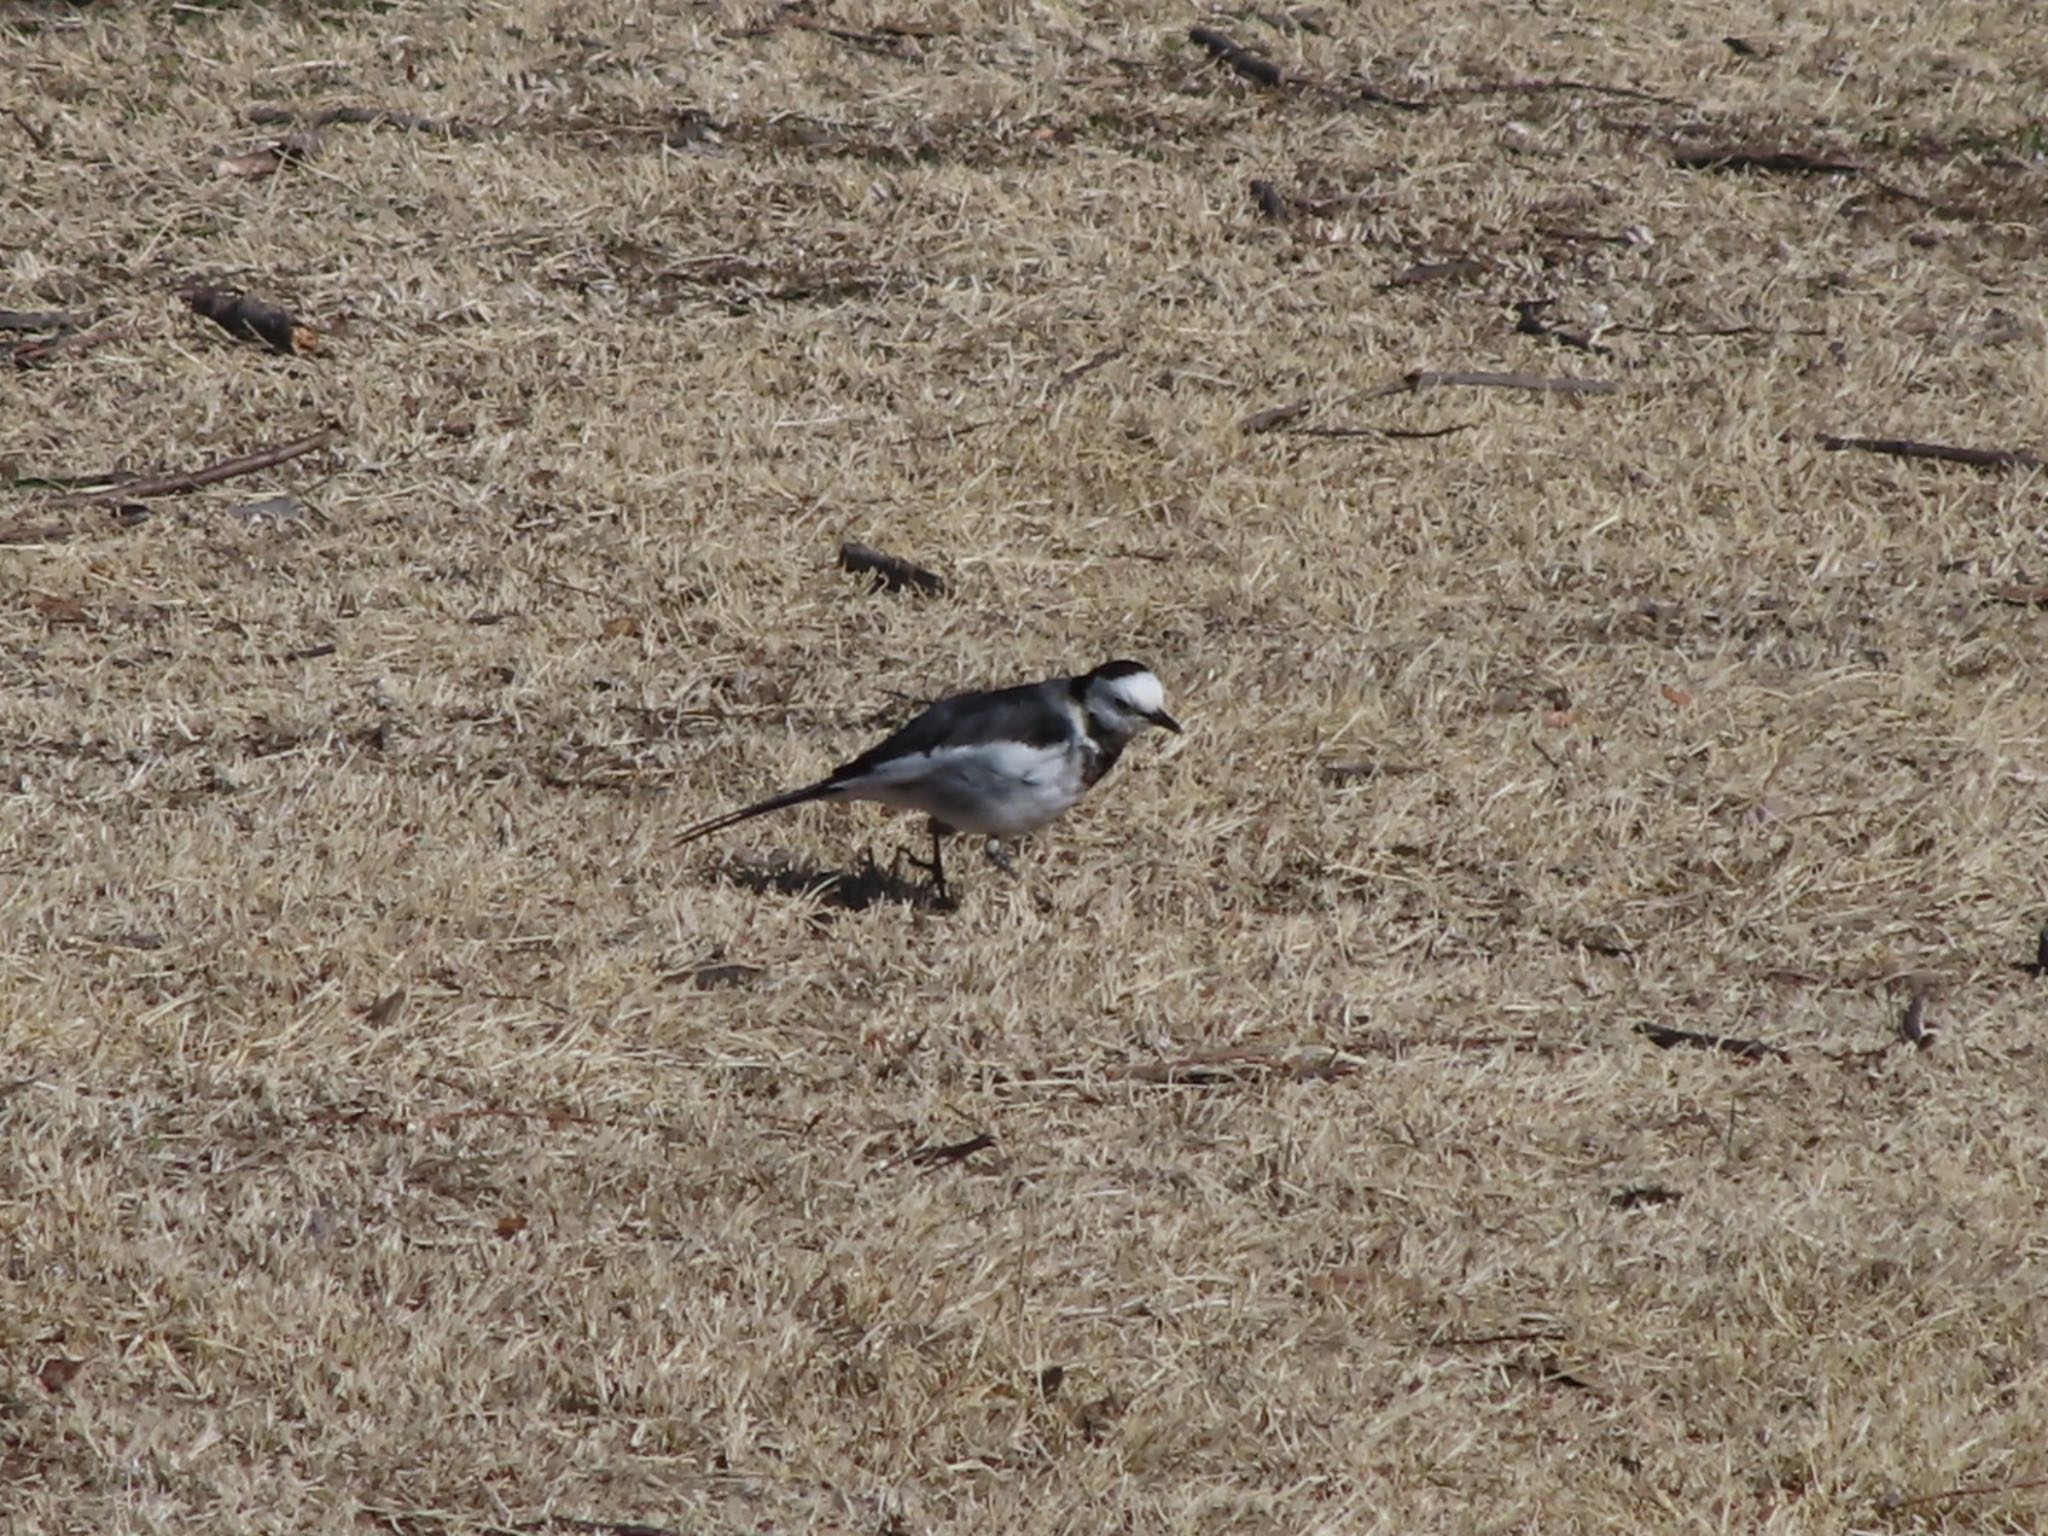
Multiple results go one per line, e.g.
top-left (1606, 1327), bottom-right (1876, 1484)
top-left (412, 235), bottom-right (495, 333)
top-left (678, 660), bottom-right (1182, 903)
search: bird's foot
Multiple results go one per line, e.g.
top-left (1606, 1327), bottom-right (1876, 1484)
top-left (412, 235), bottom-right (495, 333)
top-left (901, 850), bottom-right (954, 910)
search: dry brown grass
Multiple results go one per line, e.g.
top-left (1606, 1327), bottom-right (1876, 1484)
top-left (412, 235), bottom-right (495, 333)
top-left (6, 1), bottom-right (2048, 1530)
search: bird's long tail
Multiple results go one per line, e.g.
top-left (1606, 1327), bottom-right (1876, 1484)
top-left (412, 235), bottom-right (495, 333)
top-left (676, 779), bottom-right (844, 845)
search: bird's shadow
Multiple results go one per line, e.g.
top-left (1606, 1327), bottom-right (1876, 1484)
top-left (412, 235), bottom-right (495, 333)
top-left (716, 850), bottom-right (953, 913)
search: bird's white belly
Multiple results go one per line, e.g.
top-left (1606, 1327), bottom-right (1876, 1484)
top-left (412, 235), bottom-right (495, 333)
top-left (851, 740), bottom-right (1087, 836)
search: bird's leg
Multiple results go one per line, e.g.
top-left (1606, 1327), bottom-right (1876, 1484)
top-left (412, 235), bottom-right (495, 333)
top-left (983, 839), bottom-right (1019, 878)
top-left (911, 818), bottom-right (952, 907)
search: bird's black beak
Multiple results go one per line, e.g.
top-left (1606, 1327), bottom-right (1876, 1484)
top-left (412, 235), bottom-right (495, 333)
top-left (1150, 709), bottom-right (1183, 734)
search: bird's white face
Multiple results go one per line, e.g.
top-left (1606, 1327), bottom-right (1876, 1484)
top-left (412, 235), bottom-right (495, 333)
top-left (1085, 667), bottom-right (1182, 738)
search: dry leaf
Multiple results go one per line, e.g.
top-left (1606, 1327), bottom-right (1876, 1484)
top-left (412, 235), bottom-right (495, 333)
top-left (495, 1214), bottom-right (529, 1239)
top-left (601, 614), bottom-right (641, 639)
top-left (1660, 684), bottom-right (1694, 707)
top-left (38, 1357), bottom-right (84, 1393)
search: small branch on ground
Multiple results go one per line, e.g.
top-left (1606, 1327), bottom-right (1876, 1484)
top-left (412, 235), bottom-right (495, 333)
top-left (62, 426), bottom-right (340, 504)
top-left (1292, 422), bottom-right (1477, 441)
top-left (1514, 298), bottom-right (1612, 356)
top-left (1362, 369), bottom-right (1622, 399)
top-left (1610, 1185), bottom-right (1684, 1210)
top-left (1614, 321), bottom-right (1827, 338)
top-left (1189, 26), bottom-right (1285, 86)
top-left (1875, 1476), bottom-right (2048, 1515)
top-left (10, 317), bottom-right (133, 370)
top-left (1188, 27), bottom-right (1428, 109)
top-left (1248, 178), bottom-right (1289, 219)
top-left (247, 102), bottom-right (490, 138)
top-left (1898, 983), bottom-right (1934, 1050)
top-left (730, 1), bottom-right (936, 54)
top-left (1815, 433), bottom-right (2043, 472)
top-left (1240, 398), bottom-right (1311, 433)
top-left (1464, 76), bottom-right (1685, 106)
top-left (182, 287), bottom-right (320, 354)
top-left (1054, 345), bottom-right (1123, 388)
top-left (1379, 256), bottom-right (1488, 290)
top-left (1635, 1021), bottom-right (1790, 1063)
top-left (0, 310), bottom-right (78, 332)
top-left (7, 107), bottom-right (52, 151)
top-left (1673, 144), bottom-right (1864, 175)
top-left (1118, 1048), bottom-right (1358, 1086)
top-left (905, 1131), bottom-right (995, 1167)
top-left (838, 540), bottom-right (948, 596)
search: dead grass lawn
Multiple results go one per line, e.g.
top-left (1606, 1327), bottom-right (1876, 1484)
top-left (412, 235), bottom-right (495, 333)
top-left (5, 1), bottom-right (2048, 1531)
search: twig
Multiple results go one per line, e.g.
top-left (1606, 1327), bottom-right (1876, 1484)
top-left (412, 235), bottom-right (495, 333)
top-left (1362, 369), bottom-right (1622, 399)
top-left (1188, 27), bottom-right (1428, 109)
top-left (1054, 345), bottom-right (1123, 387)
top-left (0, 310), bottom-right (77, 332)
top-left (906, 1131), bottom-right (995, 1167)
top-left (11, 318), bottom-right (134, 370)
top-left (1614, 321), bottom-right (1828, 339)
top-left (1118, 1048), bottom-right (1358, 1085)
top-left (1635, 1021), bottom-right (1790, 1063)
top-left (1815, 433), bottom-right (2043, 472)
top-left (1292, 422), bottom-right (1476, 441)
top-left (1514, 298), bottom-right (1611, 356)
top-left (62, 426), bottom-right (340, 504)
top-left (1673, 145), bottom-right (1863, 175)
top-left (7, 107), bottom-right (52, 152)
top-left (1240, 398), bottom-right (1311, 434)
top-left (1189, 26), bottom-right (1285, 87)
top-left (1465, 76), bottom-right (1684, 106)
top-left (1898, 985), bottom-right (1933, 1049)
top-left (1379, 256), bottom-right (1487, 290)
top-left (182, 286), bottom-right (320, 354)
top-left (1876, 1476), bottom-right (2048, 1514)
top-left (1248, 178), bottom-right (1289, 219)
top-left (246, 102), bottom-right (491, 139)
top-left (1610, 1185), bottom-right (1683, 1210)
top-left (838, 540), bottom-right (948, 596)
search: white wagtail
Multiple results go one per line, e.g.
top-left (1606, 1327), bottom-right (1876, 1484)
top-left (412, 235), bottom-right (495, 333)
top-left (678, 660), bottom-right (1182, 902)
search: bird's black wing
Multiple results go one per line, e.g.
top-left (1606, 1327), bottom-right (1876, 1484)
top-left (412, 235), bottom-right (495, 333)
top-left (827, 678), bottom-right (1077, 783)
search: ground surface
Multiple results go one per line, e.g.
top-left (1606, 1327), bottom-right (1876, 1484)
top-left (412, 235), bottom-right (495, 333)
top-left (4, 1), bottom-right (2048, 1531)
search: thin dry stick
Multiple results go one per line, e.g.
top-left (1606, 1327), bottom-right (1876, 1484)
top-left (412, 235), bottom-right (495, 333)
top-left (0, 310), bottom-right (79, 332)
top-left (1672, 145), bottom-right (1862, 174)
top-left (1363, 369), bottom-right (1622, 399)
top-left (1816, 433), bottom-right (2043, 471)
top-left (247, 102), bottom-right (491, 138)
top-left (11, 318), bottom-right (135, 369)
top-left (1468, 76), bottom-right (1684, 106)
top-left (1293, 422), bottom-right (1477, 441)
top-left (1635, 1021), bottom-right (1790, 1063)
top-left (1877, 1475), bottom-right (2048, 1514)
top-left (1188, 26), bottom-right (1428, 109)
top-left (838, 540), bottom-right (948, 596)
top-left (65, 426), bottom-right (340, 504)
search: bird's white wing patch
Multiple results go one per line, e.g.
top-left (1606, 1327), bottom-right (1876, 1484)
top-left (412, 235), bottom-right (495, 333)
top-left (835, 740), bottom-right (1087, 836)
